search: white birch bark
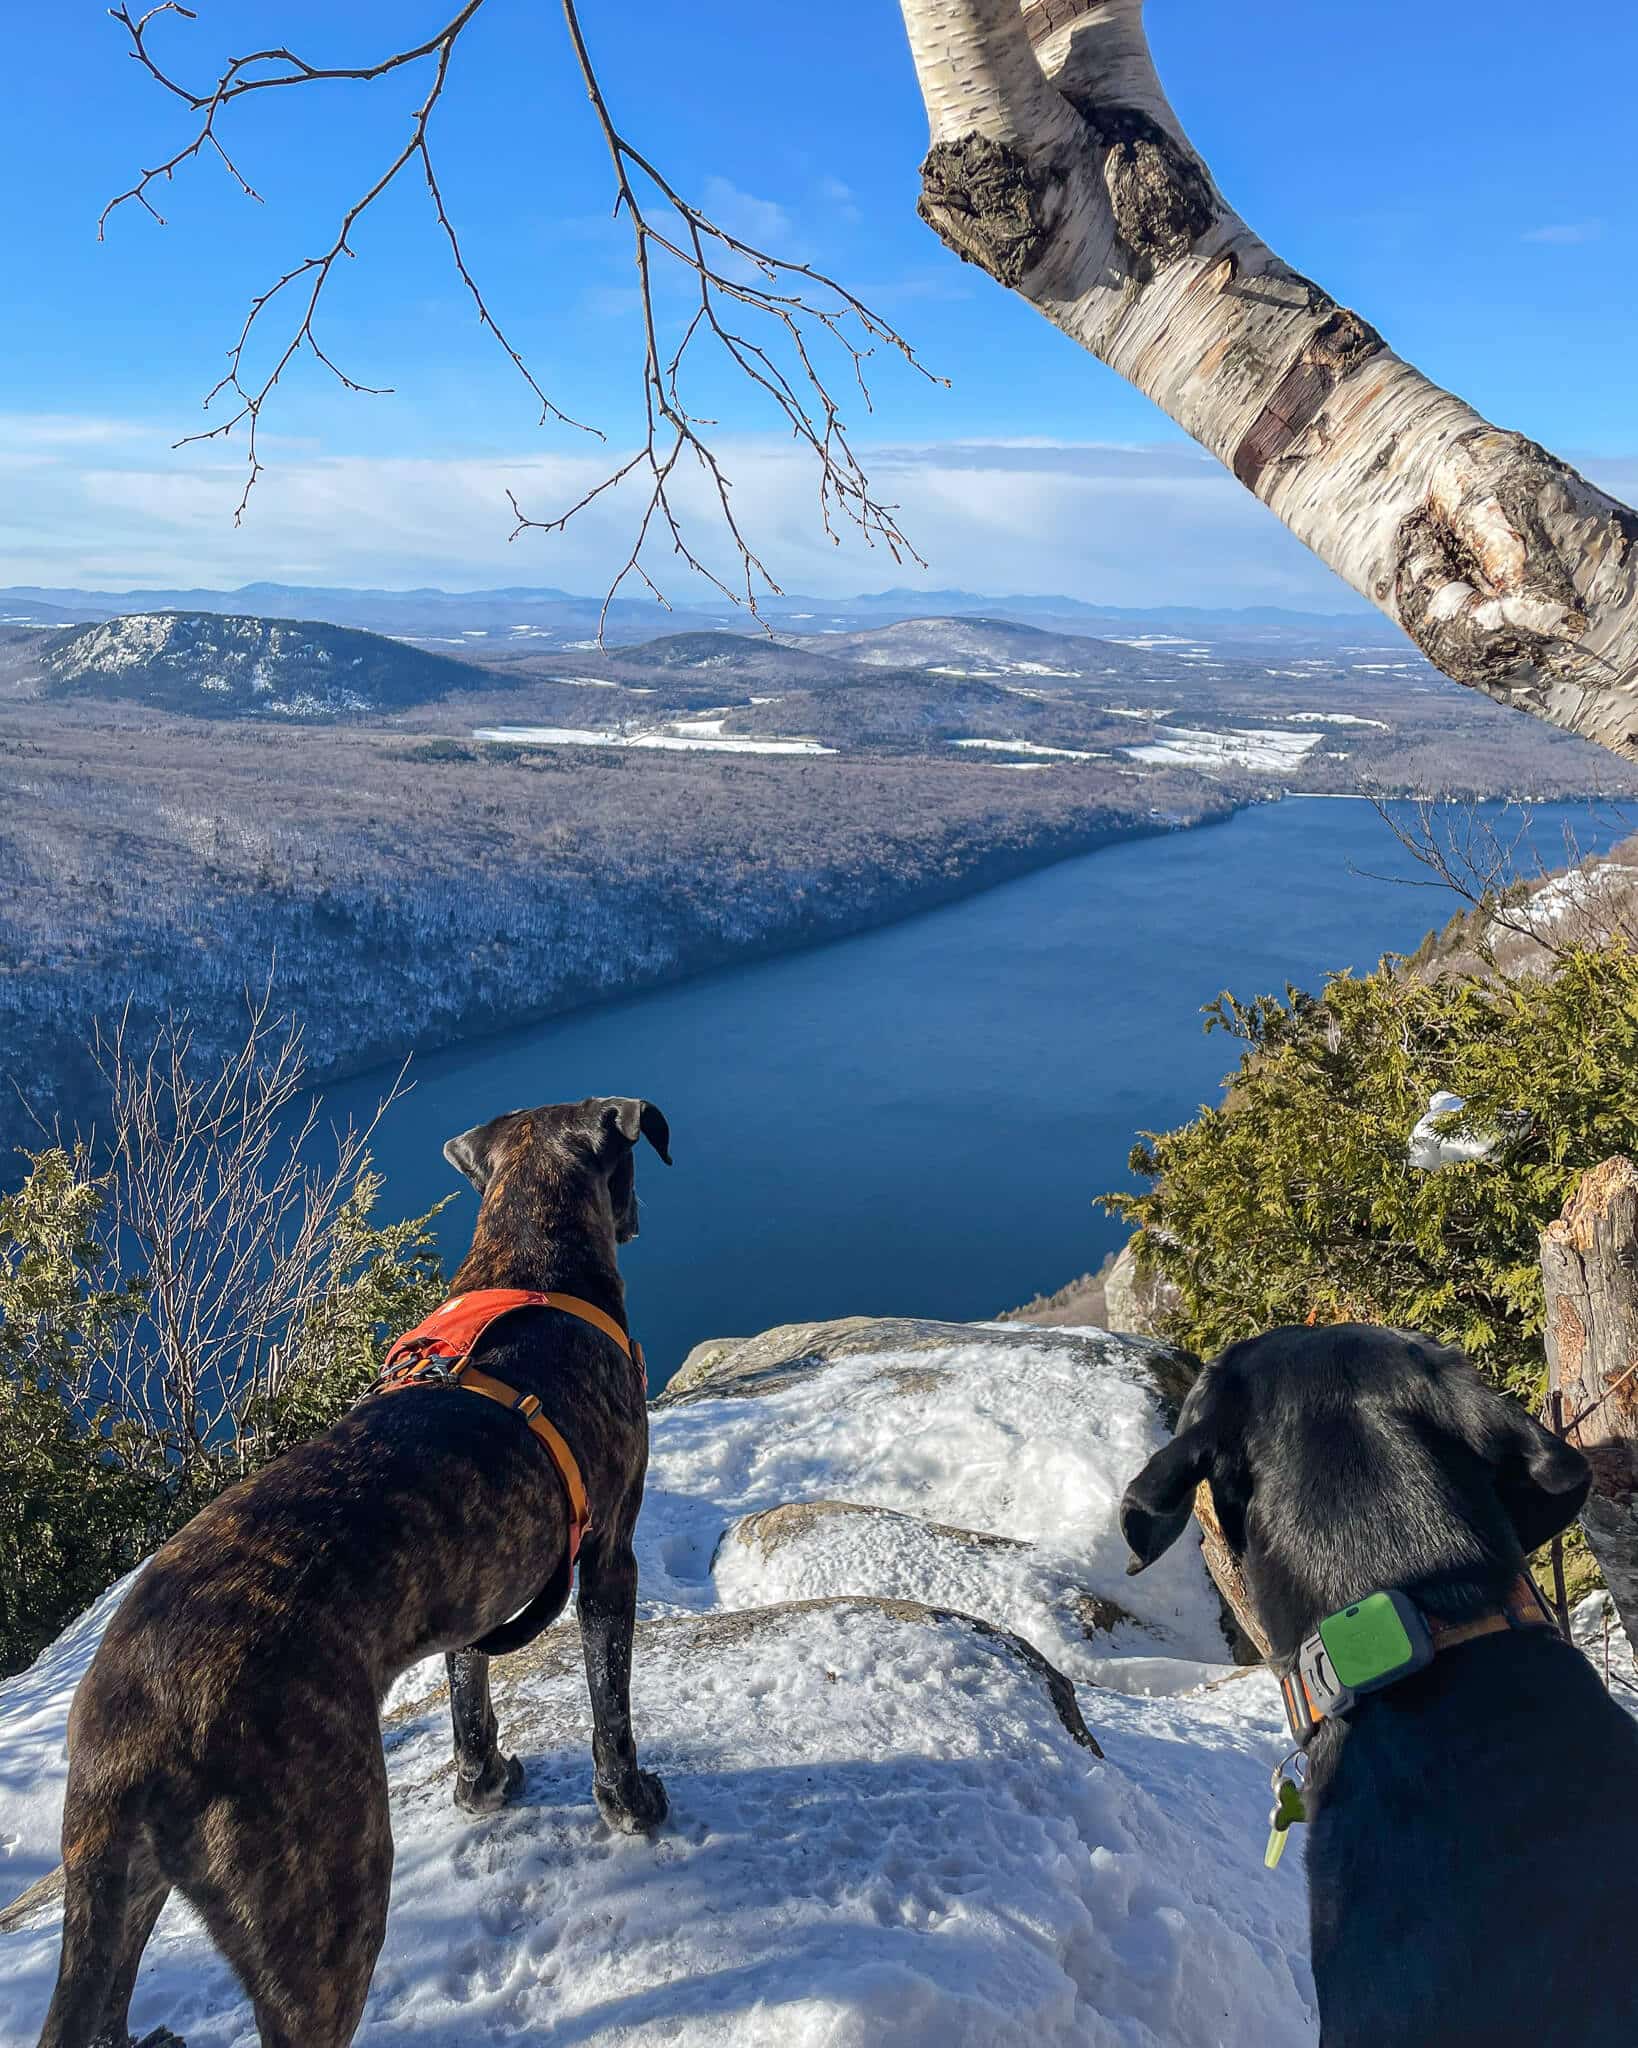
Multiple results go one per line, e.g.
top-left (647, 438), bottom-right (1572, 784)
top-left (898, 0), bottom-right (1638, 759)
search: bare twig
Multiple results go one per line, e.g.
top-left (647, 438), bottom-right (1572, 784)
top-left (1360, 797), bottom-right (1636, 964)
top-left (85, 984), bottom-right (413, 1498)
top-left (103, 0), bottom-right (943, 626)
top-left (102, 2), bottom-right (594, 523)
top-left (518, 0), bottom-right (942, 636)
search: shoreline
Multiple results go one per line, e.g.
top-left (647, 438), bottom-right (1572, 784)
top-left (232, 782), bottom-right (1626, 1115)
top-left (286, 801), bottom-right (1248, 1110)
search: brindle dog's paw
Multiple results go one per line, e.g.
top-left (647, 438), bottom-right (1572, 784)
top-left (596, 1767), bottom-right (669, 1834)
top-left (454, 1750), bottom-right (524, 1814)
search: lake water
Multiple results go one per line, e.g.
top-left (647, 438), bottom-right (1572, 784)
top-left (321, 797), bottom-right (1628, 1387)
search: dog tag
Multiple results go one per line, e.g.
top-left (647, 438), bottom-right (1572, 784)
top-left (1264, 1776), bottom-right (1306, 1869)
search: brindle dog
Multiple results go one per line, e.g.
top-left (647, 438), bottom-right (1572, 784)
top-left (36, 1097), bottom-right (671, 2048)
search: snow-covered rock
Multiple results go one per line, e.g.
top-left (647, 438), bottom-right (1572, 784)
top-left (1406, 1090), bottom-right (1500, 1170)
top-left (1, 1317), bottom-right (1318, 2045)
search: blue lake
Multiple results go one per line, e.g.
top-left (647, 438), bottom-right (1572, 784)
top-left (320, 797), bottom-right (1628, 1387)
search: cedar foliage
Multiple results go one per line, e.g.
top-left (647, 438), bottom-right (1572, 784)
top-left (1108, 944), bottom-right (1638, 1402)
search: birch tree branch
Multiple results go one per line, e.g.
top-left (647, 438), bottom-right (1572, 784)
top-left (899, 0), bottom-right (1638, 759)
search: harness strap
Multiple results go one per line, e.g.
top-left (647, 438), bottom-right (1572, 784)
top-left (377, 1354), bottom-right (592, 1556)
top-left (373, 1287), bottom-right (640, 1578)
top-left (383, 1287), bottom-right (641, 1370)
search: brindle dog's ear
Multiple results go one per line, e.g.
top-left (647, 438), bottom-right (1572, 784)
top-left (1121, 1421), bottom-right (1220, 1575)
top-left (443, 1118), bottom-right (505, 1192)
top-left (602, 1098), bottom-right (672, 1166)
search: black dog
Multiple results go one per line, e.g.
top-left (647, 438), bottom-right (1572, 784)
top-left (1122, 1323), bottom-right (1638, 2048)
top-left (37, 1097), bottom-right (669, 2048)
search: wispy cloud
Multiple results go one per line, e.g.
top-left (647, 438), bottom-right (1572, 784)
top-left (0, 419), bottom-right (1411, 608)
top-left (700, 176), bottom-right (797, 252)
top-left (1522, 221), bottom-right (1604, 245)
top-left (818, 175), bottom-right (862, 227)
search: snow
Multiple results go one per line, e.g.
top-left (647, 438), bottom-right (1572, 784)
top-left (473, 727), bottom-right (835, 758)
top-left (1407, 1090), bottom-right (1500, 1170)
top-left (1502, 860), bottom-right (1628, 937)
top-left (1123, 729), bottom-right (1323, 775)
top-left (951, 740), bottom-right (1105, 761)
top-left (0, 1323), bottom-right (1318, 2046)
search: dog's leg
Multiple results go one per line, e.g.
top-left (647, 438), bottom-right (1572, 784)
top-left (91, 1830), bottom-right (174, 2048)
top-left (446, 1650), bottom-right (523, 1814)
top-left (578, 1531), bottom-right (667, 1833)
top-left (182, 1719), bottom-right (391, 2048)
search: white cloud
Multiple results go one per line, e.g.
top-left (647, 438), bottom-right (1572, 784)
top-left (699, 176), bottom-right (797, 252)
top-left (1522, 222), bottom-right (1603, 245)
top-left (10, 416), bottom-right (1617, 611)
top-left (819, 175), bottom-right (863, 226)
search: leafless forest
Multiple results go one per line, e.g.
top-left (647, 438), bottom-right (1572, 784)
top-left (4, 595), bottom-right (1634, 1166)
top-left (0, 698), bottom-right (1224, 1159)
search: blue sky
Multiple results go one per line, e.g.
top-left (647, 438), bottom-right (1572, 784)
top-left (3, 1), bottom-right (1634, 603)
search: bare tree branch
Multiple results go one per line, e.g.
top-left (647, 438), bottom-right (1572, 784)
top-left (1361, 797), bottom-right (1638, 964)
top-left (102, 0), bottom-right (943, 629)
top-left (102, 1), bottom-right (594, 523)
top-left (86, 986), bottom-right (414, 1491)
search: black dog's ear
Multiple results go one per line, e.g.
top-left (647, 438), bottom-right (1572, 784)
top-left (443, 1118), bottom-right (503, 1192)
top-left (1479, 1391), bottom-right (1590, 1554)
top-left (1121, 1422), bottom-right (1219, 1575)
top-left (601, 1098), bottom-right (672, 1166)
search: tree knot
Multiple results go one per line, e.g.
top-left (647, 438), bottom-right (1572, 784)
top-left (917, 135), bottom-right (1059, 289)
top-left (1064, 98), bottom-right (1215, 283)
top-left (1394, 430), bottom-right (1595, 695)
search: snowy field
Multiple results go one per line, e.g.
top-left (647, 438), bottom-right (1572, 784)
top-left (1123, 727), bottom-right (1324, 774)
top-left (0, 1318), bottom-right (1328, 2044)
top-left (950, 739), bottom-right (1107, 762)
top-left (473, 725), bottom-right (835, 757)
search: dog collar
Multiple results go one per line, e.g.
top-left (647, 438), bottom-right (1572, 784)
top-left (1276, 1573), bottom-right (1560, 1747)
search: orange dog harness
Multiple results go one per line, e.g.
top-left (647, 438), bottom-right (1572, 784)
top-left (376, 1289), bottom-right (641, 1566)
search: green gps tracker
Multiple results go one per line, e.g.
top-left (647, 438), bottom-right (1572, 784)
top-left (1282, 1587), bottom-right (1437, 1740)
top-left (1317, 1590), bottom-right (1436, 1692)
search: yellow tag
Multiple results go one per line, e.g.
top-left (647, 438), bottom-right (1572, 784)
top-left (1264, 1777), bottom-right (1306, 1869)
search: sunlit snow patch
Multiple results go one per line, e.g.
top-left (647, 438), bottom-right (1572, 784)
top-left (1124, 727), bottom-right (1323, 773)
top-left (474, 726), bottom-right (834, 756)
top-left (1285, 713), bottom-right (1390, 729)
top-left (951, 739), bottom-right (1106, 760)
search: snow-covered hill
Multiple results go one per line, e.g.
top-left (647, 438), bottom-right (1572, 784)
top-left (0, 1316), bottom-right (1320, 2045)
top-left (35, 612), bottom-right (493, 717)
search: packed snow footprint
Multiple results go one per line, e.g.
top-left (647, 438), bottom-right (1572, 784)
top-left (0, 1318), bottom-right (1318, 2045)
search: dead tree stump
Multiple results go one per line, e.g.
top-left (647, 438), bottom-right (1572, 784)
top-left (1194, 1481), bottom-right (1270, 1662)
top-left (1539, 1156), bottom-right (1638, 1646)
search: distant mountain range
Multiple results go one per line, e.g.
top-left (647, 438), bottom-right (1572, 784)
top-left (0, 580), bottom-right (1380, 645)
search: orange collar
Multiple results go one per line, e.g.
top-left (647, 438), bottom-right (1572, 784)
top-left (374, 1288), bottom-right (641, 1564)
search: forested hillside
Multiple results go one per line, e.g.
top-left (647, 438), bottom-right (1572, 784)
top-left (0, 708), bottom-right (1221, 1156)
top-left (5, 596), bottom-right (1634, 1158)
